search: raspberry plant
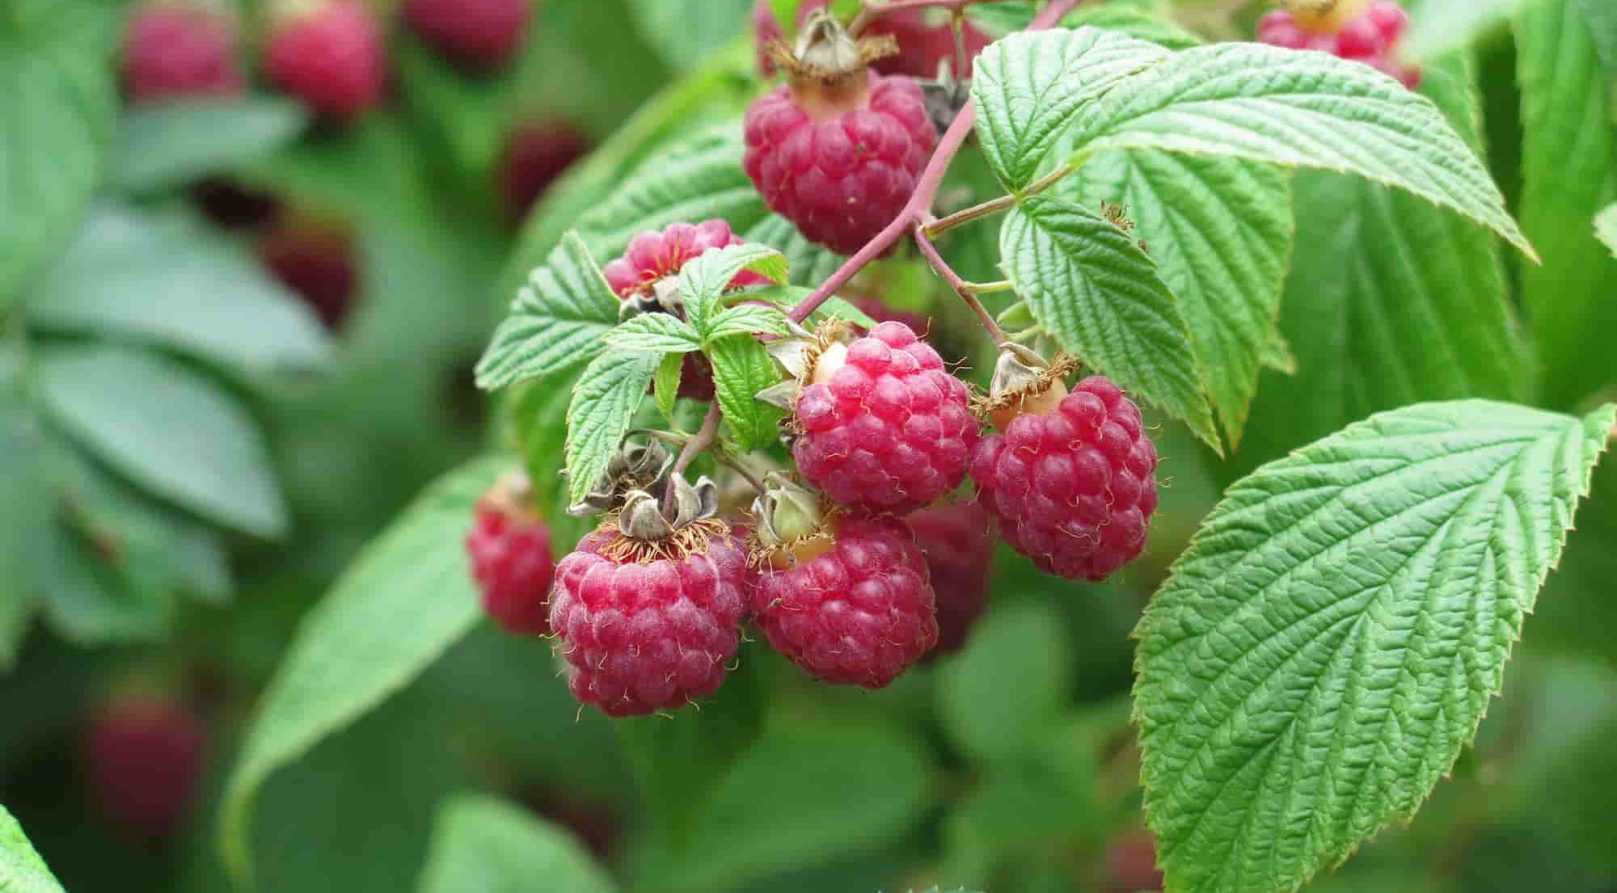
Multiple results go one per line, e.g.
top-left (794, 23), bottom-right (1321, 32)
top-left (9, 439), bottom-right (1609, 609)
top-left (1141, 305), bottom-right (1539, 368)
top-left (4, 0), bottom-right (1617, 891)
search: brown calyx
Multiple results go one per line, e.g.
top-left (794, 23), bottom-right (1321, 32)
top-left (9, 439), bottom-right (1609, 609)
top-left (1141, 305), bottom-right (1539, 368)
top-left (482, 470), bottom-right (541, 523)
top-left (772, 10), bottom-right (898, 119)
top-left (595, 516), bottom-right (731, 564)
top-left (974, 347), bottom-right (1080, 430)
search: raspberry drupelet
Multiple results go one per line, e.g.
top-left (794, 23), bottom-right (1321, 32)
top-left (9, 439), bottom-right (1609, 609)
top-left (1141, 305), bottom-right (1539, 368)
top-left (971, 374), bottom-right (1159, 582)
top-left (1257, 0), bottom-right (1419, 88)
top-left (121, 2), bottom-right (245, 102)
top-left (264, 0), bottom-right (387, 122)
top-left (791, 320), bottom-right (978, 515)
top-left (465, 473), bottom-right (554, 636)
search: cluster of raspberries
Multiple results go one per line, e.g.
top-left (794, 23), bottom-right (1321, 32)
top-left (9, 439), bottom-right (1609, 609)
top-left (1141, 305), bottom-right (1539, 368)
top-left (1257, 0), bottom-right (1420, 87)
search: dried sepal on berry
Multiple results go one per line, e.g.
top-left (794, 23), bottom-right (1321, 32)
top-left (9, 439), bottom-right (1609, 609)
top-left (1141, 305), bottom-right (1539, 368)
top-left (748, 472), bottom-right (838, 569)
top-left (567, 439), bottom-right (673, 518)
top-left (767, 9), bottom-right (899, 115)
top-left (975, 343), bottom-right (1079, 431)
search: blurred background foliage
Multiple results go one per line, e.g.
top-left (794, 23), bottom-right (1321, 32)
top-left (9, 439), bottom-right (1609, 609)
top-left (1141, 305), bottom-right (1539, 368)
top-left (1, 0), bottom-right (1614, 891)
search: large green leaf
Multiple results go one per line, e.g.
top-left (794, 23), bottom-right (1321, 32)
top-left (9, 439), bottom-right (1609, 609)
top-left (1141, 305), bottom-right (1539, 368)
top-left (27, 206), bottom-right (332, 372)
top-left (1574, 0), bottom-right (1617, 76)
top-left (1069, 151), bottom-right (1292, 446)
top-left (218, 456), bottom-right (505, 884)
top-left (36, 346), bottom-right (288, 538)
top-left (564, 352), bottom-right (659, 505)
top-left (0, 363), bottom-right (49, 668)
top-left (0, 0), bottom-right (116, 306)
top-left (1231, 57), bottom-right (1528, 479)
top-left (627, 0), bottom-right (752, 72)
top-left (476, 232), bottom-right (620, 390)
top-left (1000, 196), bottom-right (1219, 449)
top-left (1068, 42), bottom-right (1532, 256)
top-left (1515, 0), bottom-right (1617, 408)
top-left (109, 97), bottom-right (307, 194)
top-left (1598, 204), bottom-right (1617, 256)
top-left (970, 28), bottom-right (1170, 188)
top-left (0, 805), bottom-right (64, 893)
top-left (1404, 0), bottom-right (1528, 61)
top-left (1135, 400), bottom-right (1615, 893)
top-left (418, 795), bottom-right (616, 893)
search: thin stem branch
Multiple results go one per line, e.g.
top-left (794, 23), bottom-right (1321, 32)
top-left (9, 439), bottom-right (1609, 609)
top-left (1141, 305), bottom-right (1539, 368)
top-left (924, 193), bottom-right (1016, 236)
top-left (673, 404), bottom-right (721, 475)
top-left (914, 227), bottom-right (1007, 343)
top-left (964, 279), bottom-right (1013, 294)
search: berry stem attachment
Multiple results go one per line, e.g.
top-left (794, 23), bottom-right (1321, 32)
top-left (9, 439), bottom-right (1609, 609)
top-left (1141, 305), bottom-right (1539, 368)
top-left (673, 404), bottom-right (722, 475)
top-left (914, 227), bottom-right (1008, 344)
top-left (849, 0), bottom-right (982, 36)
top-left (924, 161), bottom-right (1076, 237)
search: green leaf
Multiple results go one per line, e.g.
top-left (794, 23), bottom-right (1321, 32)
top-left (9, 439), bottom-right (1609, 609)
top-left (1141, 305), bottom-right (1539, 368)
top-left (627, 0), bottom-right (752, 71)
top-left (1576, 0), bottom-right (1617, 77)
top-left (0, 804), bottom-right (65, 893)
top-left (476, 232), bottom-right (621, 390)
top-left (1598, 204), bottom-right (1617, 256)
top-left (676, 242), bottom-right (787, 335)
top-left (604, 313), bottom-right (703, 353)
top-left (971, 28), bottom-right (1171, 189)
top-left (26, 205), bottom-right (332, 372)
top-left (36, 345), bottom-right (287, 538)
top-left (1404, 0), bottom-right (1528, 61)
top-left (1068, 151), bottom-right (1292, 446)
top-left (706, 336), bottom-right (783, 452)
top-left (1056, 5), bottom-right (1203, 49)
top-left (1134, 400), bottom-right (1616, 893)
top-left (1515, 0), bottom-right (1617, 407)
top-left (704, 303), bottom-right (792, 342)
top-left (937, 600), bottom-right (1074, 762)
top-left (999, 196), bottom-right (1219, 450)
top-left (654, 352), bottom-right (683, 423)
top-left (419, 794), bottom-right (617, 893)
top-left (1069, 42), bottom-right (1533, 257)
top-left (0, 369), bottom-right (49, 669)
top-left (38, 518), bottom-right (170, 645)
top-left (1232, 56), bottom-right (1528, 479)
top-left (565, 352), bottom-right (660, 505)
top-left (109, 97), bottom-right (307, 194)
top-left (749, 285), bottom-right (879, 328)
top-left (0, 0), bottom-right (116, 307)
top-left (742, 214), bottom-right (846, 286)
top-left (218, 456), bottom-right (505, 885)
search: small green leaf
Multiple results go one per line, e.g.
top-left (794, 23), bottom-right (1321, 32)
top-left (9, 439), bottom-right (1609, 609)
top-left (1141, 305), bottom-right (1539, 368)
top-left (476, 232), bottom-right (621, 390)
top-left (110, 97), bottom-right (307, 194)
top-left (654, 352), bottom-right (684, 423)
top-left (418, 795), bottom-right (616, 893)
top-left (706, 336), bottom-right (783, 452)
top-left (704, 303), bottom-right (791, 342)
top-left (1000, 196), bottom-right (1219, 450)
top-left (565, 352), bottom-right (660, 505)
top-left (1069, 42), bottom-right (1534, 257)
top-left (677, 242), bottom-right (788, 335)
top-left (1135, 400), bottom-right (1616, 893)
top-left (0, 804), bottom-right (65, 893)
top-left (604, 313), bottom-right (703, 353)
top-left (36, 345), bottom-right (287, 538)
top-left (218, 456), bottom-right (505, 885)
top-left (971, 28), bottom-right (1171, 189)
top-left (1598, 204), bottom-right (1617, 256)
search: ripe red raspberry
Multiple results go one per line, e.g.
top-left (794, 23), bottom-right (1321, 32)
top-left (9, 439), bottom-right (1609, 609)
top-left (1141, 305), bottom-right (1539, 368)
top-left (970, 375), bottom-right (1159, 582)
top-left (466, 477), bottom-right (554, 635)
top-left (496, 120), bottom-right (590, 222)
top-left (743, 74), bottom-right (937, 254)
top-left (83, 695), bottom-right (206, 840)
top-left (792, 321), bottom-right (977, 514)
top-left (121, 2), bottom-right (244, 103)
top-left (1257, 0), bottom-right (1418, 88)
top-left (549, 527), bottom-right (749, 716)
top-left (404, 0), bottom-right (531, 70)
top-left (265, 0), bottom-right (386, 122)
top-left (751, 514), bottom-right (938, 687)
top-left (906, 500), bottom-right (992, 654)
top-left (258, 212), bottom-right (359, 331)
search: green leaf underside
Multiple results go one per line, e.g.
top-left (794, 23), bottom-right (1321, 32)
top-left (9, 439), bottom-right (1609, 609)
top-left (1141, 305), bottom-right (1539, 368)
top-left (475, 232), bottom-right (620, 390)
top-left (971, 28), bottom-right (1171, 189)
top-left (677, 242), bottom-right (788, 336)
top-left (1134, 400), bottom-right (1615, 893)
top-left (565, 352), bottom-right (660, 505)
top-left (218, 456), bottom-right (505, 885)
top-left (1000, 196), bottom-right (1219, 450)
top-left (110, 97), bottom-right (307, 193)
top-left (1069, 151), bottom-right (1292, 447)
top-left (0, 805), bottom-right (65, 893)
top-left (1068, 42), bottom-right (1533, 258)
top-left (707, 336), bottom-right (784, 452)
top-left (654, 352), bottom-right (683, 422)
top-left (1598, 204), bottom-right (1617, 257)
top-left (605, 313), bottom-right (703, 353)
top-left (36, 346), bottom-right (287, 538)
top-left (705, 303), bottom-right (791, 341)
top-left (1514, 0), bottom-right (1617, 407)
top-left (418, 795), bottom-right (616, 893)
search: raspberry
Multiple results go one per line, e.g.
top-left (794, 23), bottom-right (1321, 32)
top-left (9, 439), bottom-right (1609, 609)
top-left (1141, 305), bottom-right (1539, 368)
top-left (466, 476), bottom-right (555, 635)
top-left (258, 212), bottom-right (359, 331)
top-left (1106, 828), bottom-right (1165, 892)
top-left (496, 120), bottom-right (590, 222)
top-left (265, 0), bottom-right (386, 122)
top-left (404, 0), bottom-right (531, 70)
top-left (906, 500), bottom-right (993, 654)
top-left (120, 2), bottom-right (244, 102)
top-left (1257, 1), bottom-right (1419, 88)
top-left (752, 1), bottom-right (988, 79)
top-left (83, 695), bottom-right (206, 840)
top-left (791, 321), bottom-right (978, 514)
top-left (743, 74), bottom-right (937, 254)
top-left (970, 375), bottom-right (1159, 581)
top-left (549, 527), bottom-right (749, 716)
top-left (751, 513), bottom-right (938, 686)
